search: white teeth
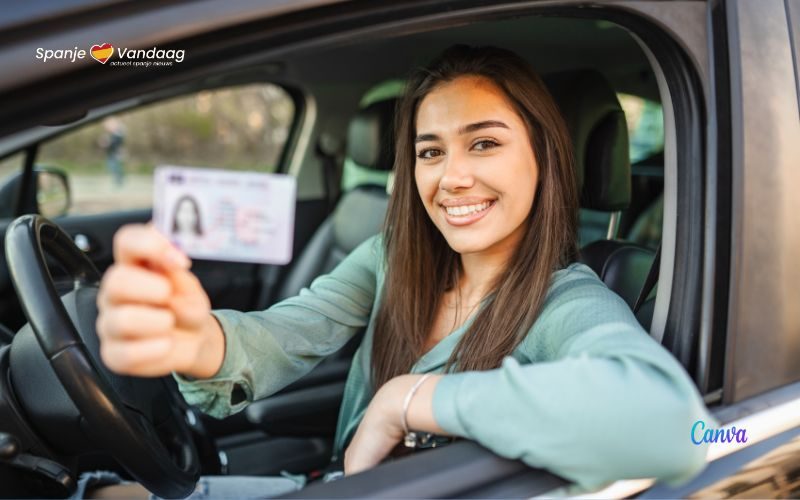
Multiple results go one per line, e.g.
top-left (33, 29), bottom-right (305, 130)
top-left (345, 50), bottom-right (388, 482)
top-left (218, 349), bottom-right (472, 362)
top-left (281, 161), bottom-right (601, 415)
top-left (445, 201), bottom-right (492, 217)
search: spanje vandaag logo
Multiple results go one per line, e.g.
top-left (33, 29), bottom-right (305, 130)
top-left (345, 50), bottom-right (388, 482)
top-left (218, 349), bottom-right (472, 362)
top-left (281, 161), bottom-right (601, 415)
top-left (36, 43), bottom-right (184, 67)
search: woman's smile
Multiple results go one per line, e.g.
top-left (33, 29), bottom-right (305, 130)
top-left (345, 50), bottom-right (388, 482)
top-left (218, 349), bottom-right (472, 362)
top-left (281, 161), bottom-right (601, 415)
top-left (440, 199), bottom-right (496, 226)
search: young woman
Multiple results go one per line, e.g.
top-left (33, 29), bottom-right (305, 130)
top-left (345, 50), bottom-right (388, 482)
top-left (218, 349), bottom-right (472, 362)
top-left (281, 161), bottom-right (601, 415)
top-left (91, 44), bottom-right (712, 498)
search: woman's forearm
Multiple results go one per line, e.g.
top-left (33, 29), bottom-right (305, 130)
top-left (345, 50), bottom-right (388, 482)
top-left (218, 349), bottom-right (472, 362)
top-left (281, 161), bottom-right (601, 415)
top-left (381, 374), bottom-right (450, 436)
top-left (343, 373), bottom-right (453, 475)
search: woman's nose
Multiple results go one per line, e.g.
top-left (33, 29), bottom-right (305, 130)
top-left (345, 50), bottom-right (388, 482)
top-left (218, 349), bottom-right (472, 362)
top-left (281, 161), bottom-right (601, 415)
top-left (439, 153), bottom-right (475, 192)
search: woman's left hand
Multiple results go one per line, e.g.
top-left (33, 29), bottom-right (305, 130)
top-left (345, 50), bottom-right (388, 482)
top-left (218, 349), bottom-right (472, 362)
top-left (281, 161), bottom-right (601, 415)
top-left (344, 374), bottom-right (444, 476)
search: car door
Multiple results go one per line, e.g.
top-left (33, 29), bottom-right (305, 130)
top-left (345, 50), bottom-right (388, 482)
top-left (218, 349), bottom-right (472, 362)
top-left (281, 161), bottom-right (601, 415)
top-left (570, 0), bottom-right (800, 497)
top-left (649, 0), bottom-right (800, 496)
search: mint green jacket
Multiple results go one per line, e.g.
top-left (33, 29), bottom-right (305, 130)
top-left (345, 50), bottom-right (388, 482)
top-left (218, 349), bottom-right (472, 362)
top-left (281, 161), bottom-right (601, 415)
top-left (175, 234), bottom-right (713, 490)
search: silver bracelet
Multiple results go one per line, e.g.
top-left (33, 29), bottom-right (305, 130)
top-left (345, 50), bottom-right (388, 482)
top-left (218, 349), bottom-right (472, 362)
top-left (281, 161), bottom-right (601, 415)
top-left (401, 373), bottom-right (433, 446)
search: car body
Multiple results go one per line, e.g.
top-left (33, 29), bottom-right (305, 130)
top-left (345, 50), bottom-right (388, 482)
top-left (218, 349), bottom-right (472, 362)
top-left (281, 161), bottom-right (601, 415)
top-left (0, 0), bottom-right (798, 497)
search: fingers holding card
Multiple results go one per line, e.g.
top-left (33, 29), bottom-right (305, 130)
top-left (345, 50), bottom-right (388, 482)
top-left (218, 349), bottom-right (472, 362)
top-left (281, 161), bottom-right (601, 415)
top-left (111, 222), bottom-right (191, 272)
top-left (152, 166), bottom-right (296, 264)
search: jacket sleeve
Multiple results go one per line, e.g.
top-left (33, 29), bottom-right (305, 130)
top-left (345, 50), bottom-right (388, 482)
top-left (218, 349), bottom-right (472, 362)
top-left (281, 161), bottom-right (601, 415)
top-left (174, 234), bottom-right (382, 419)
top-left (430, 265), bottom-right (715, 491)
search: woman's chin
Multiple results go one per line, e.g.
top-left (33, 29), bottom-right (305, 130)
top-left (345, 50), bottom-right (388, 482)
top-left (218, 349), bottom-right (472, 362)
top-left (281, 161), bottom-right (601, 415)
top-left (441, 232), bottom-right (496, 255)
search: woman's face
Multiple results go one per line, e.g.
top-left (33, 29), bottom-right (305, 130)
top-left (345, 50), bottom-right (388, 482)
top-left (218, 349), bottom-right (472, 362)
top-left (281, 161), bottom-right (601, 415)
top-left (414, 75), bottom-right (538, 257)
top-left (175, 198), bottom-right (198, 234)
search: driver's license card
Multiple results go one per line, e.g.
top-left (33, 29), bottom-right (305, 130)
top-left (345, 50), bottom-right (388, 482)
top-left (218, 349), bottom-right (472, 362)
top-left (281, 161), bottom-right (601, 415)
top-left (152, 165), bottom-right (296, 265)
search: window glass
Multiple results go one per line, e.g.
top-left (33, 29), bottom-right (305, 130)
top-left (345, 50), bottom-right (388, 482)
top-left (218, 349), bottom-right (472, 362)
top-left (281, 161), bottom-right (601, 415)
top-left (37, 83), bottom-right (295, 215)
top-left (617, 93), bottom-right (664, 163)
top-left (0, 152), bottom-right (23, 183)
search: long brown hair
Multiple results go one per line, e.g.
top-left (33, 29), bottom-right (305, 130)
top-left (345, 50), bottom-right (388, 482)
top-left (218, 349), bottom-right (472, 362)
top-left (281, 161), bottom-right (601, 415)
top-left (371, 44), bottom-right (579, 391)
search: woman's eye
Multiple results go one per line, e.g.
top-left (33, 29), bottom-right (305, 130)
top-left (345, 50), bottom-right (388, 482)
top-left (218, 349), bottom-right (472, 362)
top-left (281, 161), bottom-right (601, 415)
top-left (417, 148), bottom-right (443, 160)
top-left (472, 139), bottom-right (500, 151)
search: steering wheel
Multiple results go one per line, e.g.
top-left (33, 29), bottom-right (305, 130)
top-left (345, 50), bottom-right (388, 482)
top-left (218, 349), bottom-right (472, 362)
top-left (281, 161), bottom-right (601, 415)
top-left (4, 215), bottom-right (199, 498)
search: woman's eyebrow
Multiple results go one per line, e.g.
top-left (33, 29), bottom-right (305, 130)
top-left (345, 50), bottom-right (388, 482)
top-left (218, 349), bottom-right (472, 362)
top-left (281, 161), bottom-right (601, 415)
top-left (459, 120), bottom-right (510, 135)
top-left (415, 120), bottom-right (510, 144)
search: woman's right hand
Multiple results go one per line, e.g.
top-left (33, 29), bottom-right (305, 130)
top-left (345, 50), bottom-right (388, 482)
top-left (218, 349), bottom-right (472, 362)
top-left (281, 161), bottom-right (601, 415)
top-left (96, 222), bottom-right (225, 379)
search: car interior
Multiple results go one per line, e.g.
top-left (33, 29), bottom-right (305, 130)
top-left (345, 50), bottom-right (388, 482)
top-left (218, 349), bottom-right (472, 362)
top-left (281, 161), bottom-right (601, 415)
top-left (0, 10), bottom-right (677, 498)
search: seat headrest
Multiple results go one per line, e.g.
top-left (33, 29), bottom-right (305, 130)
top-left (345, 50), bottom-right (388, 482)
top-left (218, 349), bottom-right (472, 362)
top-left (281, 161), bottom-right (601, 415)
top-left (544, 70), bottom-right (631, 211)
top-left (346, 97), bottom-right (397, 171)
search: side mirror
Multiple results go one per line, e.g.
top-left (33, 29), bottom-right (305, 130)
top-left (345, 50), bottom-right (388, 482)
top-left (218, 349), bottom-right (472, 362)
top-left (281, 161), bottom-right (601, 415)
top-left (35, 166), bottom-right (70, 218)
top-left (0, 166), bottom-right (71, 219)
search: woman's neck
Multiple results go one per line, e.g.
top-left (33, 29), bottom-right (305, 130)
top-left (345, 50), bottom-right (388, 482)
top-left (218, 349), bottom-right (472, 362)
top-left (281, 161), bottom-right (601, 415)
top-left (457, 247), bottom-right (512, 304)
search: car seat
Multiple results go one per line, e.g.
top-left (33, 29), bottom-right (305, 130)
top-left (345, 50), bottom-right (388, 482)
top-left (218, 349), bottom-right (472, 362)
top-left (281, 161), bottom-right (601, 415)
top-left (272, 96), bottom-right (397, 378)
top-left (275, 97), bottom-right (396, 302)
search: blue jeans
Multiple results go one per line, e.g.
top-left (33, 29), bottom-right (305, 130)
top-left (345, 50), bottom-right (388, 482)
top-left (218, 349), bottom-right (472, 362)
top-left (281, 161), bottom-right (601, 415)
top-left (70, 469), bottom-right (331, 499)
top-left (106, 156), bottom-right (124, 186)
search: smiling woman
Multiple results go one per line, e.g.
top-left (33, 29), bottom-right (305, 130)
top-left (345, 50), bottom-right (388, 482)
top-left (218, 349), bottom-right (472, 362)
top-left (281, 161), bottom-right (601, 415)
top-left (373, 47), bottom-right (576, 392)
top-left (90, 44), bottom-right (714, 498)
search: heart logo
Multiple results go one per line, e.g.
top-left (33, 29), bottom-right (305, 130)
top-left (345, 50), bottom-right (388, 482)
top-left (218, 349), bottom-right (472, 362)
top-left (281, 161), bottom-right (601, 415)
top-left (90, 43), bottom-right (114, 64)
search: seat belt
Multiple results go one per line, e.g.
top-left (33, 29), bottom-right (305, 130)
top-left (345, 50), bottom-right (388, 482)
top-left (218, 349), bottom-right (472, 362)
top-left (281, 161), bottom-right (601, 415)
top-left (633, 242), bottom-right (661, 314)
top-left (254, 265), bottom-right (282, 310)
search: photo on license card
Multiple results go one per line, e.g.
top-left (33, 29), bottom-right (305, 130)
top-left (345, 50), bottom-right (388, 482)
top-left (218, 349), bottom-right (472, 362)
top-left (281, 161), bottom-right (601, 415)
top-left (152, 166), bottom-right (296, 265)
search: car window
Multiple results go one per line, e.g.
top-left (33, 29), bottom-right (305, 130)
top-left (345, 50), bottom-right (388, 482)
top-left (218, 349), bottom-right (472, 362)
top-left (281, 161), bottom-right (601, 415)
top-left (0, 152), bottom-right (23, 183)
top-left (617, 93), bottom-right (664, 164)
top-left (37, 83), bottom-right (295, 216)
